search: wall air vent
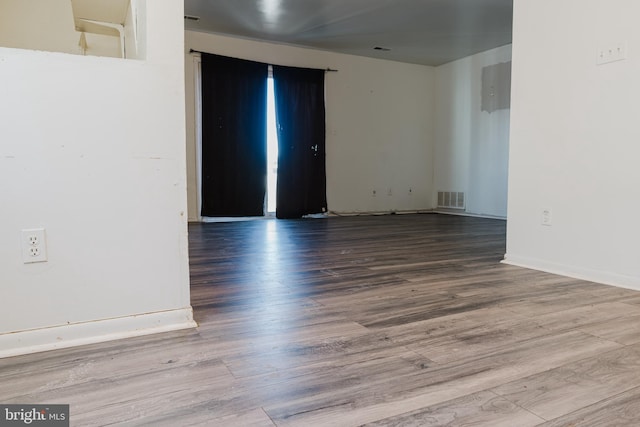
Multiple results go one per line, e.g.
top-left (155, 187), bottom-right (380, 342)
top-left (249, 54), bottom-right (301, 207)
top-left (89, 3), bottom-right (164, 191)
top-left (437, 191), bottom-right (465, 210)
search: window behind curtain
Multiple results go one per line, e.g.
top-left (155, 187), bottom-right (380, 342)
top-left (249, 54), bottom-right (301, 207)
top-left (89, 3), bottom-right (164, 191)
top-left (273, 65), bottom-right (327, 219)
top-left (200, 53), bottom-right (268, 217)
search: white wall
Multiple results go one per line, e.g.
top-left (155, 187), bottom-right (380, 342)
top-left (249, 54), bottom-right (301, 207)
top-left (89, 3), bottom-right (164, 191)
top-left (124, 0), bottom-right (146, 60)
top-left (185, 31), bottom-right (436, 219)
top-left (0, 0), bottom-right (80, 54)
top-left (505, 0), bottom-right (640, 289)
top-left (0, 0), bottom-right (122, 58)
top-left (0, 0), bottom-right (194, 357)
top-left (434, 45), bottom-right (512, 218)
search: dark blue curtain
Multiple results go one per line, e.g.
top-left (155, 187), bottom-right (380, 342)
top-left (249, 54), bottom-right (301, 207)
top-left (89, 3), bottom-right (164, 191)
top-left (273, 66), bottom-right (327, 219)
top-left (200, 54), bottom-right (268, 217)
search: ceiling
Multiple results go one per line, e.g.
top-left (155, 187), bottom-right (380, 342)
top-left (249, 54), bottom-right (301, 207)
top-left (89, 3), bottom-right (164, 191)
top-left (183, 0), bottom-right (513, 66)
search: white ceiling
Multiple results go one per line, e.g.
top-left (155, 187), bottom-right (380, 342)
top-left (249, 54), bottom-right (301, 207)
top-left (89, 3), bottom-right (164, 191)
top-left (183, 0), bottom-right (513, 66)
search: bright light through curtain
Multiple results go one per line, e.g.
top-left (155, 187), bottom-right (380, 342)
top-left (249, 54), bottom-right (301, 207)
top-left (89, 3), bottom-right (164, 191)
top-left (272, 65), bottom-right (327, 219)
top-left (200, 53), bottom-right (268, 217)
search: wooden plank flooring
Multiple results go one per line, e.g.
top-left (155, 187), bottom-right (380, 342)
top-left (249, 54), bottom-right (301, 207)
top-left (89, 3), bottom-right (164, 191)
top-left (2, 213), bottom-right (640, 426)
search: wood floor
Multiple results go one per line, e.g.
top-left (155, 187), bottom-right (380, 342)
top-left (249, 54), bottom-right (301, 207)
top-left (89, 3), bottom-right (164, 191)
top-left (3, 213), bottom-right (640, 426)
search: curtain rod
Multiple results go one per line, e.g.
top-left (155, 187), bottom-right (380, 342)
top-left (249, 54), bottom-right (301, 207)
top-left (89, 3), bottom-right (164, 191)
top-left (189, 49), bottom-right (338, 72)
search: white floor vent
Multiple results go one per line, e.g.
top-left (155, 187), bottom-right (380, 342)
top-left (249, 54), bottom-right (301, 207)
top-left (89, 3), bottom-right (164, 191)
top-left (437, 191), bottom-right (465, 209)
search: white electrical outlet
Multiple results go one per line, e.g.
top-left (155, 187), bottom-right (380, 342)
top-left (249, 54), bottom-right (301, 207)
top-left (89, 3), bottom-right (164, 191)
top-left (597, 42), bottom-right (627, 65)
top-left (541, 209), bottom-right (553, 226)
top-left (22, 228), bottom-right (47, 263)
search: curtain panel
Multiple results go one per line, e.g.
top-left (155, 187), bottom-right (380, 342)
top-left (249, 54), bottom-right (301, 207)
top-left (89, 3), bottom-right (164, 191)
top-left (200, 53), bottom-right (268, 217)
top-left (273, 65), bottom-right (327, 219)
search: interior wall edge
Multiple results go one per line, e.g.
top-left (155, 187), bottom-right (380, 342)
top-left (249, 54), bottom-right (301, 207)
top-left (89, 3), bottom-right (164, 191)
top-left (0, 308), bottom-right (197, 359)
top-left (502, 254), bottom-right (640, 292)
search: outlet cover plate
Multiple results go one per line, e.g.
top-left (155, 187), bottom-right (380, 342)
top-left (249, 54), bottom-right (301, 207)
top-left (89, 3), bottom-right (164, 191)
top-left (597, 42), bottom-right (627, 65)
top-left (22, 228), bottom-right (47, 263)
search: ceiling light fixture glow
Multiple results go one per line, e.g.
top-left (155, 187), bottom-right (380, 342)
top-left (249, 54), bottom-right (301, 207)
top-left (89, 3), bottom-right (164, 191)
top-left (259, 0), bottom-right (284, 24)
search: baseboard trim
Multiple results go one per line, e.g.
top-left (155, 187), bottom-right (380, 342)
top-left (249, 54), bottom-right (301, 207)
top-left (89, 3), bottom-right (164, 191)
top-left (502, 254), bottom-right (640, 292)
top-left (328, 210), bottom-right (435, 217)
top-left (0, 308), bottom-right (197, 359)
top-left (433, 209), bottom-right (507, 220)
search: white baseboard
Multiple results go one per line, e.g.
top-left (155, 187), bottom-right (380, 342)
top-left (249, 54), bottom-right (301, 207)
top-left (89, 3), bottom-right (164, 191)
top-left (434, 209), bottom-right (506, 220)
top-left (328, 210), bottom-right (434, 217)
top-left (0, 308), bottom-right (197, 359)
top-left (502, 254), bottom-right (640, 292)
